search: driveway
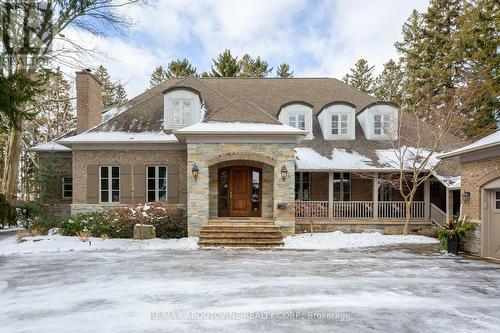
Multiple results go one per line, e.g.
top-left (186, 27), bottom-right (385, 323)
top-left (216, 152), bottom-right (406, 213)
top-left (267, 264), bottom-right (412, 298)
top-left (1, 244), bottom-right (499, 332)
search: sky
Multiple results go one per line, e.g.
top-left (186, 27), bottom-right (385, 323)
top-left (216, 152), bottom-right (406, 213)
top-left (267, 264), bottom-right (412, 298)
top-left (60, 0), bottom-right (430, 97)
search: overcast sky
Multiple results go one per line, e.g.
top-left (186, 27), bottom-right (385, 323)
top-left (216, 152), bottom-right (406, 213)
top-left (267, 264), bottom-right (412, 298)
top-left (63, 0), bottom-right (430, 97)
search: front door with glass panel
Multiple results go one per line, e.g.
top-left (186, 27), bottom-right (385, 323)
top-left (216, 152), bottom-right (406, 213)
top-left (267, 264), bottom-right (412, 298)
top-left (218, 166), bottom-right (262, 217)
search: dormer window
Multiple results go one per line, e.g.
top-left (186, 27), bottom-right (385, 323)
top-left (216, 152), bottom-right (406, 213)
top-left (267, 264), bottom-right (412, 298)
top-left (278, 103), bottom-right (313, 139)
top-left (164, 89), bottom-right (201, 129)
top-left (331, 114), bottom-right (348, 135)
top-left (172, 100), bottom-right (193, 126)
top-left (373, 114), bottom-right (391, 135)
top-left (356, 103), bottom-right (399, 140)
top-left (288, 114), bottom-right (306, 130)
top-left (318, 103), bottom-right (356, 140)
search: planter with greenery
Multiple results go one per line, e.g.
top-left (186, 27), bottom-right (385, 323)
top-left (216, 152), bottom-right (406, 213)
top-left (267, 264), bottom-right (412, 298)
top-left (437, 218), bottom-right (475, 254)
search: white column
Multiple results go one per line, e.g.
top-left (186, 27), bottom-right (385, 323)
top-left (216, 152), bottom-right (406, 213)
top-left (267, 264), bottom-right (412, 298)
top-left (328, 172), bottom-right (333, 219)
top-left (373, 173), bottom-right (379, 220)
top-left (445, 188), bottom-right (451, 223)
top-left (424, 179), bottom-right (430, 220)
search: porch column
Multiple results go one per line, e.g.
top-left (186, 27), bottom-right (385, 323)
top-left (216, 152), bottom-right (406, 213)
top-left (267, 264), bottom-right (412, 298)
top-left (445, 188), bottom-right (451, 223)
top-left (328, 171), bottom-right (333, 219)
top-left (424, 179), bottom-right (430, 220)
top-left (372, 173), bottom-right (379, 220)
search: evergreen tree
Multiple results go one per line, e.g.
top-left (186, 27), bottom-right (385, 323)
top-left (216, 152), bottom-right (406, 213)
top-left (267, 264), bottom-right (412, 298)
top-left (374, 59), bottom-right (404, 106)
top-left (166, 58), bottom-right (197, 78)
top-left (276, 63), bottom-right (294, 78)
top-left (342, 59), bottom-right (376, 94)
top-left (114, 83), bottom-right (128, 104)
top-left (239, 54), bottom-right (272, 77)
top-left (149, 66), bottom-right (168, 87)
top-left (210, 49), bottom-right (241, 77)
top-left (94, 65), bottom-right (115, 107)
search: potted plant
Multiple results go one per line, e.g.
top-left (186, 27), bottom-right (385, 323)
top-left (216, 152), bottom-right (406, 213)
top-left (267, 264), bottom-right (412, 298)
top-left (437, 217), bottom-right (475, 254)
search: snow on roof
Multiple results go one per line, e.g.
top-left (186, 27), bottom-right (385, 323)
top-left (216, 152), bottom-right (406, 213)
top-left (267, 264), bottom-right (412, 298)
top-left (175, 122), bottom-right (306, 135)
top-left (433, 173), bottom-right (461, 189)
top-left (439, 130), bottom-right (500, 158)
top-left (30, 141), bottom-right (71, 152)
top-left (58, 131), bottom-right (178, 144)
top-left (101, 105), bottom-right (128, 122)
top-left (295, 146), bottom-right (441, 171)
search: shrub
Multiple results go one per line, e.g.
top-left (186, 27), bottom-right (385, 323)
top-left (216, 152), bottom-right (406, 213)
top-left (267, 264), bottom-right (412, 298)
top-left (437, 217), bottom-right (475, 251)
top-left (147, 205), bottom-right (187, 239)
top-left (17, 201), bottom-right (59, 234)
top-left (59, 212), bottom-right (103, 236)
top-left (98, 208), bottom-right (140, 238)
top-left (77, 230), bottom-right (91, 242)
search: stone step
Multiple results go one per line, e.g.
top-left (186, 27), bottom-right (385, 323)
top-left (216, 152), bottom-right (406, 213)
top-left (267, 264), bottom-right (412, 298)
top-left (201, 226), bottom-right (280, 233)
top-left (200, 243), bottom-right (283, 248)
top-left (199, 232), bottom-right (283, 238)
top-left (198, 238), bottom-right (284, 246)
top-left (207, 220), bottom-right (275, 226)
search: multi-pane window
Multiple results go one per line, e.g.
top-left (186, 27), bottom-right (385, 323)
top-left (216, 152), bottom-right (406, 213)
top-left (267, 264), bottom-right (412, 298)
top-left (147, 166), bottom-right (168, 202)
top-left (333, 173), bottom-right (351, 201)
top-left (374, 114), bottom-right (391, 135)
top-left (496, 191), bottom-right (500, 210)
top-left (171, 100), bottom-right (192, 125)
top-left (295, 172), bottom-right (310, 201)
top-left (331, 114), bottom-right (348, 135)
top-left (62, 177), bottom-right (72, 199)
top-left (288, 114), bottom-right (306, 130)
top-left (100, 166), bottom-right (120, 203)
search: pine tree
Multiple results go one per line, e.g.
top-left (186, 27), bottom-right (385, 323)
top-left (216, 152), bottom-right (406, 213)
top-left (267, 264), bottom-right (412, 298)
top-left (210, 49), bottom-right (241, 77)
top-left (94, 65), bottom-right (116, 107)
top-left (114, 83), bottom-right (128, 104)
top-left (342, 59), bottom-right (375, 94)
top-left (239, 54), bottom-right (272, 77)
top-left (166, 59), bottom-right (197, 78)
top-left (149, 66), bottom-right (168, 87)
top-left (374, 59), bottom-right (404, 106)
top-left (276, 63), bottom-right (294, 78)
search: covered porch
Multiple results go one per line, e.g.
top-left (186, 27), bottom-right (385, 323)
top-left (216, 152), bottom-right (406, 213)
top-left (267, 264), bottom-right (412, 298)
top-left (294, 171), bottom-right (456, 233)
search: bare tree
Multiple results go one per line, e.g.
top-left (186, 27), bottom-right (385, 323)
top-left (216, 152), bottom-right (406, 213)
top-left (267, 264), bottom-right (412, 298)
top-left (1, 1), bottom-right (144, 210)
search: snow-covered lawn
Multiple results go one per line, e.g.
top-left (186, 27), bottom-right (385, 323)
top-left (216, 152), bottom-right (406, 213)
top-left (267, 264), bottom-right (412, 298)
top-left (1, 244), bottom-right (499, 332)
top-left (0, 235), bottom-right (198, 255)
top-left (0, 231), bottom-right (438, 255)
top-left (284, 231), bottom-right (438, 250)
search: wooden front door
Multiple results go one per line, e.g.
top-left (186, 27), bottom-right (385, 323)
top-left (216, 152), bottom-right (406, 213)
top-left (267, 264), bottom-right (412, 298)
top-left (218, 166), bottom-right (262, 217)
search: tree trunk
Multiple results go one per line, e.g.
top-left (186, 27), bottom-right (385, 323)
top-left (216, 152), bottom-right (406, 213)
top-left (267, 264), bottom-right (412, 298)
top-left (2, 125), bottom-right (23, 209)
top-left (403, 202), bottom-right (412, 235)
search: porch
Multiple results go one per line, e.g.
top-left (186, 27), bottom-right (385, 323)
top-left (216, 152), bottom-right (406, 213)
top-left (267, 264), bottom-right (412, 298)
top-left (294, 171), bottom-right (453, 232)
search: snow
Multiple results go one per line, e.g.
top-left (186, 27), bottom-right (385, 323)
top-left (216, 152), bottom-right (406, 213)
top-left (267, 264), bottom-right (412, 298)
top-left (0, 235), bottom-right (198, 255)
top-left (1, 245), bottom-right (499, 332)
top-left (0, 227), bottom-right (24, 233)
top-left (433, 173), bottom-right (461, 189)
top-left (295, 146), bottom-right (441, 171)
top-left (101, 105), bottom-right (128, 122)
top-left (58, 131), bottom-right (179, 144)
top-left (284, 231), bottom-right (438, 250)
top-left (439, 130), bottom-right (500, 158)
top-left (175, 121), bottom-right (306, 135)
top-left (30, 141), bottom-right (71, 152)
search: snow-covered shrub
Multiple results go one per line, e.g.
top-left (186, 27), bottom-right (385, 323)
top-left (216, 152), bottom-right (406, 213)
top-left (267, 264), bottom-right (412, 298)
top-left (98, 208), bottom-right (143, 238)
top-left (59, 212), bottom-right (103, 236)
top-left (17, 201), bottom-right (58, 234)
top-left (146, 205), bottom-right (187, 239)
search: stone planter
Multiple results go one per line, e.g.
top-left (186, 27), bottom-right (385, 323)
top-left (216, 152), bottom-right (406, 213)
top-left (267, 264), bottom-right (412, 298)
top-left (133, 224), bottom-right (156, 240)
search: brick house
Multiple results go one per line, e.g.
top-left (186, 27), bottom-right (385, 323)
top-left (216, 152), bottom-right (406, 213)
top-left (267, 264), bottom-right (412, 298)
top-left (31, 70), bottom-right (467, 245)
top-left (439, 131), bottom-right (500, 259)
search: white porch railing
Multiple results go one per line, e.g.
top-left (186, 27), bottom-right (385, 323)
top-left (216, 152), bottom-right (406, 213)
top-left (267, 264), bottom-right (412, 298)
top-left (295, 201), bottom-right (426, 220)
top-left (430, 203), bottom-right (447, 227)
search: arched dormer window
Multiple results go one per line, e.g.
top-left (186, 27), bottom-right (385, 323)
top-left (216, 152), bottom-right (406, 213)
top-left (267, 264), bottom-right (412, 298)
top-left (163, 88), bottom-right (202, 129)
top-left (278, 102), bottom-right (313, 139)
top-left (357, 102), bottom-right (398, 140)
top-left (318, 102), bottom-right (356, 140)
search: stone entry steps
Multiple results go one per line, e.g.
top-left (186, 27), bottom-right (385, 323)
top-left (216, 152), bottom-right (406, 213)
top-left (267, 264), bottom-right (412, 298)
top-left (198, 220), bottom-right (283, 248)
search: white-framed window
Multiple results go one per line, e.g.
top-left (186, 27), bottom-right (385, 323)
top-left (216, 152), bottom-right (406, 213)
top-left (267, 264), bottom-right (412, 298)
top-left (171, 100), bottom-right (192, 126)
top-left (295, 172), bottom-right (310, 201)
top-left (332, 114), bottom-right (348, 135)
top-left (333, 173), bottom-right (351, 201)
top-left (146, 166), bottom-right (168, 202)
top-left (288, 114), bottom-right (306, 130)
top-left (495, 191), bottom-right (500, 210)
top-left (62, 177), bottom-right (72, 199)
top-left (374, 114), bottom-right (391, 135)
top-left (100, 166), bottom-right (120, 203)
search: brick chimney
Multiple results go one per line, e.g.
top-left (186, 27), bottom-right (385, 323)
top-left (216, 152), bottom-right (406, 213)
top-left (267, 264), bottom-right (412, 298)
top-left (75, 69), bottom-right (102, 134)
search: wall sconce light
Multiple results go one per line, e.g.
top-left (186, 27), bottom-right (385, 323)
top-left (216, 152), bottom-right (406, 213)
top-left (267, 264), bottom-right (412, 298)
top-left (462, 191), bottom-right (470, 204)
top-left (191, 163), bottom-right (199, 181)
top-left (280, 164), bottom-right (288, 182)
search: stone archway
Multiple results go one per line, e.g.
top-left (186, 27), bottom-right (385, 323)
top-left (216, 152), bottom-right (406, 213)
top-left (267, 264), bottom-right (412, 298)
top-left (206, 152), bottom-right (277, 167)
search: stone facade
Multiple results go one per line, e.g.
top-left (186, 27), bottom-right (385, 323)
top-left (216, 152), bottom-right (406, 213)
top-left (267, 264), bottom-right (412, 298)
top-left (72, 149), bottom-right (187, 212)
top-left (459, 156), bottom-right (500, 255)
top-left (187, 143), bottom-right (296, 237)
